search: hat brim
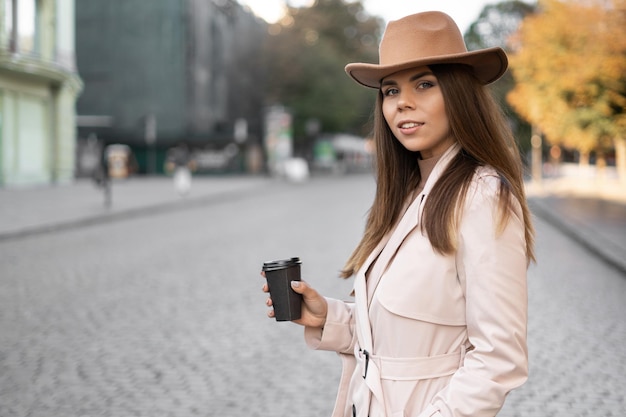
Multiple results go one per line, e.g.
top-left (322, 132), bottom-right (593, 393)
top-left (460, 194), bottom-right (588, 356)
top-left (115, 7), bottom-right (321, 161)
top-left (345, 47), bottom-right (508, 88)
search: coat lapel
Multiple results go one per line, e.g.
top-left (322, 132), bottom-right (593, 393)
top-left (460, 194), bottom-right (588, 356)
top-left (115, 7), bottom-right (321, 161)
top-left (362, 143), bottom-right (461, 303)
top-left (365, 195), bottom-right (422, 302)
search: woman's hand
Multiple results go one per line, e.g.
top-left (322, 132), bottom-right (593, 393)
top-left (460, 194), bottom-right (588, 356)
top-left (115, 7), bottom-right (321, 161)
top-left (261, 272), bottom-right (327, 328)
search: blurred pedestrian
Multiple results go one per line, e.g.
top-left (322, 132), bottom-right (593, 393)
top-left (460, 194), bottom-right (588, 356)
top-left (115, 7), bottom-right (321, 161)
top-left (262, 11), bottom-right (535, 417)
top-left (170, 143), bottom-right (192, 196)
top-left (92, 140), bottom-right (111, 207)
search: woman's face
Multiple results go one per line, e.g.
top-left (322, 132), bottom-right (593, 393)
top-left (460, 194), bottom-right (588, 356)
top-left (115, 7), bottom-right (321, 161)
top-left (381, 66), bottom-right (455, 159)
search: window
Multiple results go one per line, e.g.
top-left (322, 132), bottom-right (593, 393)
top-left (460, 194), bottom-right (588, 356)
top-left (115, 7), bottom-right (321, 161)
top-left (4, 0), bottom-right (37, 55)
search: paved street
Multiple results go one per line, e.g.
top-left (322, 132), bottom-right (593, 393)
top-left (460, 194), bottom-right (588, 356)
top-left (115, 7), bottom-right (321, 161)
top-left (1, 173), bottom-right (625, 416)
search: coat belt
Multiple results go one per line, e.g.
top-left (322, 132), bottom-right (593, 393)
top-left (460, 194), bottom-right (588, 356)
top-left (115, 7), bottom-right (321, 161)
top-left (356, 346), bottom-right (465, 381)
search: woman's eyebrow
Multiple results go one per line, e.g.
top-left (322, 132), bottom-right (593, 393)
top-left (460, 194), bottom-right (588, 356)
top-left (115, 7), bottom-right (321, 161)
top-left (381, 71), bottom-right (434, 86)
top-left (410, 71), bottom-right (434, 81)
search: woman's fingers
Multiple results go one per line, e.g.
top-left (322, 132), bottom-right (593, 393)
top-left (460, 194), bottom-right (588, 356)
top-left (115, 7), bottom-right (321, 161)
top-left (290, 280), bottom-right (307, 294)
top-left (291, 280), bottom-right (319, 302)
top-left (260, 271), bottom-right (269, 293)
top-left (260, 271), bottom-right (274, 317)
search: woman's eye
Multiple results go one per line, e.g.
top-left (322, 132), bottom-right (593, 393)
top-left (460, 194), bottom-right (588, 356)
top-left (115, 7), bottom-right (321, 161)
top-left (417, 81), bottom-right (434, 89)
top-left (383, 88), bottom-right (399, 97)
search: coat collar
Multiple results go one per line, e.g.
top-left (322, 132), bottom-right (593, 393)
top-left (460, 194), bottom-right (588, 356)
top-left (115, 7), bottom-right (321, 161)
top-left (420, 142), bottom-right (461, 198)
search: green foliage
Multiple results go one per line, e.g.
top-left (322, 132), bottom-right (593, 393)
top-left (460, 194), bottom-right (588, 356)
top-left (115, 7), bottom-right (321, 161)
top-left (465, 1), bottom-right (536, 52)
top-left (464, 1), bottom-right (536, 155)
top-left (261, 0), bottom-right (382, 153)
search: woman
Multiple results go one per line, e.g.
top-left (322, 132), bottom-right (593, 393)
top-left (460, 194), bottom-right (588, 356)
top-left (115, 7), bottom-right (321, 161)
top-left (262, 11), bottom-right (535, 417)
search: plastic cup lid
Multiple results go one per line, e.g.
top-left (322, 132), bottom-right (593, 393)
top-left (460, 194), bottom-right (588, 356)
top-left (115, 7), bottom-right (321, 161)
top-left (262, 257), bottom-right (301, 271)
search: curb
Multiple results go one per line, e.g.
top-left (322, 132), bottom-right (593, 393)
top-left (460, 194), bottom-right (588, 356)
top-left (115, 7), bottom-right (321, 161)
top-left (529, 198), bottom-right (626, 276)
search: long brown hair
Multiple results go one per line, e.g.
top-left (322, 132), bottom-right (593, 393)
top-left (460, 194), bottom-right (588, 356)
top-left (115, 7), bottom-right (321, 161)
top-left (341, 64), bottom-right (535, 278)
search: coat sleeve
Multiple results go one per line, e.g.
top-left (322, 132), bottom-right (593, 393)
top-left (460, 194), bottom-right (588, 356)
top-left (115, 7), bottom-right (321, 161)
top-left (304, 297), bottom-right (356, 355)
top-left (422, 174), bottom-right (529, 417)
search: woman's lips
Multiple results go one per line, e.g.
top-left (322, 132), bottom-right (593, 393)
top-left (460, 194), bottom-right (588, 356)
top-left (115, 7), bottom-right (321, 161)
top-left (398, 121), bottom-right (424, 134)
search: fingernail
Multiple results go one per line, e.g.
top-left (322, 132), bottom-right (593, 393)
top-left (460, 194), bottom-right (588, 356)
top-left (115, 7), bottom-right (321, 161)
top-left (291, 281), bottom-right (300, 288)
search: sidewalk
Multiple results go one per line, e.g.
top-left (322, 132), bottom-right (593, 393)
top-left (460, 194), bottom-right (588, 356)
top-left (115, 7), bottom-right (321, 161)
top-left (1, 172), bottom-right (625, 275)
top-left (526, 175), bottom-right (626, 275)
top-left (0, 175), bottom-right (272, 241)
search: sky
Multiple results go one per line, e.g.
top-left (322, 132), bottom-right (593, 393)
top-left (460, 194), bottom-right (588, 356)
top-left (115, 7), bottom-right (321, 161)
top-left (236, 0), bottom-right (524, 34)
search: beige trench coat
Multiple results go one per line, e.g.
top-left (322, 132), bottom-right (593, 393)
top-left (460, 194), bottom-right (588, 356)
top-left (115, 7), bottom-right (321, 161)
top-left (305, 144), bottom-right (529, 417)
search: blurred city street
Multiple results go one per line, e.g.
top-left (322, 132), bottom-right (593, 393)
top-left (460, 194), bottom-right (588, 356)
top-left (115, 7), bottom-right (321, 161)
top-left (1, 172), bottom-right (625, 417)
top-left (2, 0), bottom-right (624, 415)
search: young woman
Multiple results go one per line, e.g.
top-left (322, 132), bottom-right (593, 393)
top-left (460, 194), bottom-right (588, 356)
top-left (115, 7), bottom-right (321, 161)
top-left (262, 11), bottom-right (535, 417)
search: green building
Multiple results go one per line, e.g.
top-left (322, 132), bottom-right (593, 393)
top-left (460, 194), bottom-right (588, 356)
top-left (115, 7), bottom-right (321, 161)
top-left (75, 0), bottom-right (267, 174)
top-left (0, 0), bottom-right (82, 186)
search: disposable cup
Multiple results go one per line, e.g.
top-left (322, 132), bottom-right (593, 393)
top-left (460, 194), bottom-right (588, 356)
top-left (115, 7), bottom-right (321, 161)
top-left (262, 257), bottom-right (302, 321)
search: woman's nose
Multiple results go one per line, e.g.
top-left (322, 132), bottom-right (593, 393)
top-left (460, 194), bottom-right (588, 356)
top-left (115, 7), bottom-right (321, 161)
top-left (397, 91), bottom-right (415, 110)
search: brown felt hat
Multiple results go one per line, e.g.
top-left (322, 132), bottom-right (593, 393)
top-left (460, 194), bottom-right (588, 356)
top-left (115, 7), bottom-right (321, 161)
top-left (345, 11), bottom-right (508, 88)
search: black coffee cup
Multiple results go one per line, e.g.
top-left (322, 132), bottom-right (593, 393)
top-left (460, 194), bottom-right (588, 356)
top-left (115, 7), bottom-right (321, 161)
top-left (262, 257), bottom-right (302, 321)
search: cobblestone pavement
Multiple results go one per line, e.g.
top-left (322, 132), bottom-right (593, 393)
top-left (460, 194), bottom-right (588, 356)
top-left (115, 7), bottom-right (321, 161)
top-left (498, 216), bottom-right (626, 417)
top-left (1, 173), bottom-right (625, 417)
top-left (0, 175), bottom-right (365, 417)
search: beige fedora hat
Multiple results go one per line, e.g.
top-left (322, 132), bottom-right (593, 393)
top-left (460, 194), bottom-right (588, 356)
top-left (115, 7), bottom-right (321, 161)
top-left (345, 11), bottom-right (508, 88)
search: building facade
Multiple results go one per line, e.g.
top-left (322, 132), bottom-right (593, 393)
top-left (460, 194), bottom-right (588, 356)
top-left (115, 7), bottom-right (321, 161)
top-left (0, 0), bottom-right (82, 186)
top-left (75, 0), bottom-right (267, 174)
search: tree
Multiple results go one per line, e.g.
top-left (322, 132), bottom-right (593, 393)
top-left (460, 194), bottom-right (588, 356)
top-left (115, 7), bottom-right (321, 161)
top-left (464, 1), bottom-right (537, 160)
top-left (507, 0), bottom-right (626, 178)
top-left (261, 0), bottom-right (382, 155)
top-left (465, 1), bottom-right (536, 51)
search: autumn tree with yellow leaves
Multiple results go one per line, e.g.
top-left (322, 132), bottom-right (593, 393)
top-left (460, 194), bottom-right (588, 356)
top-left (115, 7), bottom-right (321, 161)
top-left (507, 0), bottom-right (626, 180)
